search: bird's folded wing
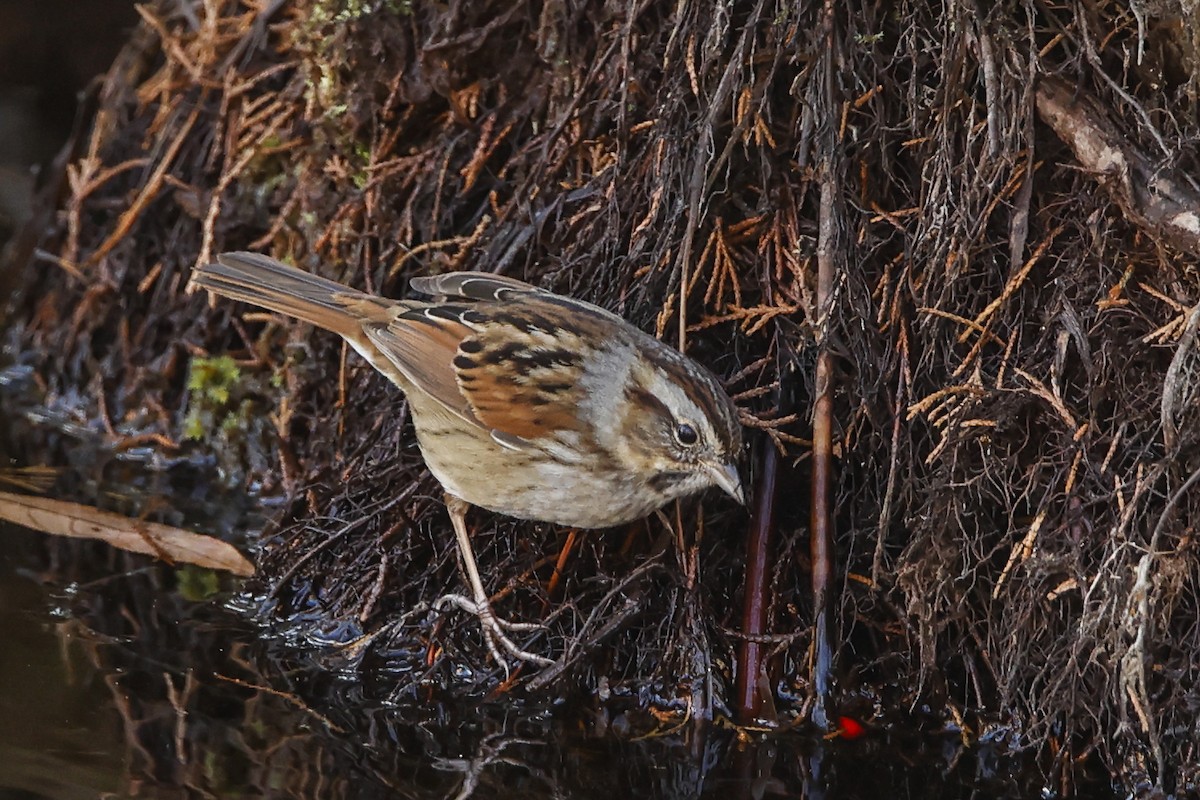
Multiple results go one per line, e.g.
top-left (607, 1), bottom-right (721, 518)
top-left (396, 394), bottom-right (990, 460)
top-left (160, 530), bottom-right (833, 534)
top-left (364, 309), bottom-right (483, 429)
top-left (408, 271), bottom-right (542, 302)
top-left (368, 301), bottom-right (588, 448)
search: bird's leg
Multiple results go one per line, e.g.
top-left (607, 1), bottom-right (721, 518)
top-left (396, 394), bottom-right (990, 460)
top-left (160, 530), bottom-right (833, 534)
top-left (434, 494), bottom-right (554, 670)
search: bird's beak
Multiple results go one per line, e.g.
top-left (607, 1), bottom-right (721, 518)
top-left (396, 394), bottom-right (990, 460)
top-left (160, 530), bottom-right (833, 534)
top-left (707, 462), bottom-right (745, 506)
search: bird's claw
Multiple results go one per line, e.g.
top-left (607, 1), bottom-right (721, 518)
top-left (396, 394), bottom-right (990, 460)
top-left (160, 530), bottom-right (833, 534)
top-left (435, 593), bottom-right (555, 671)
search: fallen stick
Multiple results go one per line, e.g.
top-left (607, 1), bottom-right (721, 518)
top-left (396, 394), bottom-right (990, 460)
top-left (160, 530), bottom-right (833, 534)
top-left (0, 491), bottom-right (254, 577)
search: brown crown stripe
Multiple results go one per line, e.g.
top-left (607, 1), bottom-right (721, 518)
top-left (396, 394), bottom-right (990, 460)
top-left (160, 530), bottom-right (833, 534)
top-left (642, 348), bottom-right (732, 438)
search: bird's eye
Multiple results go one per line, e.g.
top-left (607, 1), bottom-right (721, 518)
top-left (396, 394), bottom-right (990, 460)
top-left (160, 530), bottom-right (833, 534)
top-left (674, 422), bottom-right (699, 447)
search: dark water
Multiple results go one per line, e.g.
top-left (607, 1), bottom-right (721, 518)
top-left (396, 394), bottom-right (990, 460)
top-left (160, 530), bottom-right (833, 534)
top-left (0, 528), bottom-right (124, 799)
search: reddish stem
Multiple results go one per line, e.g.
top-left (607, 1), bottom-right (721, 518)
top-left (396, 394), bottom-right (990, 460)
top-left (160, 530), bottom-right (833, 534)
top-left (734, 439), bottom-right (780, 721)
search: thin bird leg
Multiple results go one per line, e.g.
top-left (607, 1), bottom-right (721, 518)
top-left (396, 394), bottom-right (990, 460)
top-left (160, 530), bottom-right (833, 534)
top-left (435, 494), bottom-right (555, 670)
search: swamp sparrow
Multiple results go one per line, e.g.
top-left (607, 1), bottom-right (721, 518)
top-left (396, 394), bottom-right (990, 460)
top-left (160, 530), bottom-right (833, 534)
top-left (192, 252), bottom-right (744, 668)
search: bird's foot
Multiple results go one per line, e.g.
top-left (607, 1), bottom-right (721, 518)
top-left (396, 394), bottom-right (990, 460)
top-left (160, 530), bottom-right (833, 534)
top-left (435, 592), bottom-right (555, 671)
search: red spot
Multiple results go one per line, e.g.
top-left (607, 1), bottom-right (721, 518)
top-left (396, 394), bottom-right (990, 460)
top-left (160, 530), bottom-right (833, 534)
top-left (837, 716), bottom-right (866, 739)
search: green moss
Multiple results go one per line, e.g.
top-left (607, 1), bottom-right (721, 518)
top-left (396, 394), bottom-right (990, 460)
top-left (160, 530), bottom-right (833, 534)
top-left (184, 356), bottom-right (243, 441)
top-left (351, 140), bottom-right (371, 188)
top-left (312, 0), bottom-right (409, 23)
top-left (188, 355), bottom-right (241, 398)
top-left (333, 0), bottom-right (373, 22)
top-left (180, 352), bottom-right (280, 487)
top-left (221, 400), bottom-right (257, 434)
top-left (183, 355), bottom-right (253, 442)
top-left (183, 413), bottom-right (206, 441)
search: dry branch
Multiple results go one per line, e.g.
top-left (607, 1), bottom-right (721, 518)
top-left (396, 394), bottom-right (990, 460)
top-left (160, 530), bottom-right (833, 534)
top-left (1036, 76), bottom-right (1200, 254)
top-left (0, 491), bottom-right (254, 576)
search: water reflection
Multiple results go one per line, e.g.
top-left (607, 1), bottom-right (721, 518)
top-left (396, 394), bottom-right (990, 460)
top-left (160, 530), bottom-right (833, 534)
top-left (0, 528), bottom-right (124, 799)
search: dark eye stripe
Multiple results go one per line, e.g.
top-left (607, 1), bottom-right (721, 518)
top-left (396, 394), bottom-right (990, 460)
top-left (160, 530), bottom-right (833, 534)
top-left (624, 385), bottom-right (672, 421)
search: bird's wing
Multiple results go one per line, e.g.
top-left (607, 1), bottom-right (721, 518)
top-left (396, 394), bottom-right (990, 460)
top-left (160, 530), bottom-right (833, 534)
top-left (410, 270), bottom-right (630, 326)
top-left (367, 299), bottom-right (589, 447)
top-left (408, 271), bottom-right (543, 302)
top-left (364, 305), bottom-right (482, 427)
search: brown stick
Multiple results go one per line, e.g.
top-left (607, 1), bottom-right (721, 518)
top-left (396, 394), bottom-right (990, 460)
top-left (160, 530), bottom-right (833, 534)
top-left (545, 528), bottom-right (579, 600)
top-left (87, 102), bottom-right (201, 266)
top-left (809, 190), bottom-right (836, 729)
top-left (808, 0), bottom-right (839, 730)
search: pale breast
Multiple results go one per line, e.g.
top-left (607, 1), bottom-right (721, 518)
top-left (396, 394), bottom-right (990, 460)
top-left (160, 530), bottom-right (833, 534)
top-left (407, 393), bottom-right (661, 529)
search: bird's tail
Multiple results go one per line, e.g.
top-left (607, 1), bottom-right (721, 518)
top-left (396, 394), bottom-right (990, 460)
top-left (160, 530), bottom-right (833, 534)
top-left (191, 252), bottom-right (376, 337)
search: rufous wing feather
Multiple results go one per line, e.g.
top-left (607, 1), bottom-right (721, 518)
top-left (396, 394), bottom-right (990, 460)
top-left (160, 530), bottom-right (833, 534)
top-left (369, 301), bottom-right (590, 445)
top-left (451, 324), bottom-right (586, 442)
